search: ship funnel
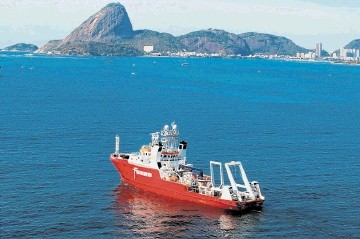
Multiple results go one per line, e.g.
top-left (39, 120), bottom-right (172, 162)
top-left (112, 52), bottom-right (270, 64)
top-left (115, 135), bottom-right (120, 155)
top-left (179, 141), bottom-right (187, 158)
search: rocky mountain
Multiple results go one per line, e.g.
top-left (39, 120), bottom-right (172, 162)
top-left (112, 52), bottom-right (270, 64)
top-left (344, 39), bottom-right (360, 49)
top-left (37, 40), bottom-right (62, 53)
top-left (239, 32), bottom-right (308, 55)
top-left (178, 29), bottom-right (251, 56)
top-left (37, 3), bottom-right (181, 55)
top-left (61, 3), bottom-right (133, 45)
top-left (130, 30), bottom-right (183, 53)
top-left (38, 3), bottom-right (308, 56)
top-left (3, 43), bottom-right (38, 52)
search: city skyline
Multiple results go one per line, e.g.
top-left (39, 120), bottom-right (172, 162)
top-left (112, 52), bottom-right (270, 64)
top-left (0, 0), bottom-right (359, 50)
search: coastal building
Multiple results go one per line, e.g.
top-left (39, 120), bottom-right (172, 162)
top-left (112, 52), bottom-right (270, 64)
top-left (295, 51), bottom-right (315, 59)
top-left (315, 42), bottom-right (322, 58)
top-left (307, 52), bottom-right (315, 59)
top-left (340, 48), bottom-right (360, 61)
top-left (144, 45), bottom-right (154, 53)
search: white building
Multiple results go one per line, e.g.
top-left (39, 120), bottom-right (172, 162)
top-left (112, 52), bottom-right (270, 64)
top-left (340, 48), bottom-right (360, 60)
top-left (296, 51), bottom-right (315, 59)
top-left (316, 42), bottom-right (322, 58)
top-left (144, 45), bottom-right (154, 53)
top-left (305, 52), bottom-right (315, 59)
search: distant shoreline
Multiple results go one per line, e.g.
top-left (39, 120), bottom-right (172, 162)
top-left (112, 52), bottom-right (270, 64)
top-left (1, 50), bottom-right (359, 66)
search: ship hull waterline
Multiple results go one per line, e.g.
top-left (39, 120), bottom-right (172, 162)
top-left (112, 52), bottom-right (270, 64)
top-left (110, 156), bottom-right (264, 212)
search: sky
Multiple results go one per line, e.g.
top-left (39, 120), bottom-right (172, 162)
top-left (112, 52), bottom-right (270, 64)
top-left (0, 0), bottom-right (359, 51)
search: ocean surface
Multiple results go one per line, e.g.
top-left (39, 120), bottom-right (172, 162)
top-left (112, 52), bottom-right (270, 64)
top-left (1, 52), bottom-right (359, 238)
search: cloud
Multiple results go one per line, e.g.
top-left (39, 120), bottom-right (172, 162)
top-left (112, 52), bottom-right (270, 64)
top-left (300, 0), bottom-right (360, 8)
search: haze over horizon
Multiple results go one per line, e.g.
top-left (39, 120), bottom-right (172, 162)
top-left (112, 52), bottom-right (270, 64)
top-left (0, 0), bottom-right (359, 51)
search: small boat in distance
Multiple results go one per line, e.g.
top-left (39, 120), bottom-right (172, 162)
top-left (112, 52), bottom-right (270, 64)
top-left (110, 122), bottom-right (265, 212)
top-left (181, 62), bottom-right (189, 66)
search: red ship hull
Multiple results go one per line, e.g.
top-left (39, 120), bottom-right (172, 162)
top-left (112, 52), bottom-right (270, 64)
top-left (110, 155), bottom-right (263, 212)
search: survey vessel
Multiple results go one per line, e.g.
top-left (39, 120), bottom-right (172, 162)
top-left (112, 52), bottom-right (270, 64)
top-left (110, 122), bottom-right (265, 211)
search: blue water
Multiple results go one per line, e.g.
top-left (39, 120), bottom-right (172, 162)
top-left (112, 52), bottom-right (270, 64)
top-left (1, 52), bottom-right (359, 238)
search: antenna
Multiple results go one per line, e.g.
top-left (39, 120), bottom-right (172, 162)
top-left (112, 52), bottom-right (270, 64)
top-left (115, 135), bottom-right (119, 155)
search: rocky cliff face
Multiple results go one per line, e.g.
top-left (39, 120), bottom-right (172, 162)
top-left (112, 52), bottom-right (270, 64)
top-left (239, 32), bottom-right (307, 55)
top-left (36, 40), bottom-right (62, 53)
top-left (61, 3), bottom-right (133, 45)
top-left (39, 3), bottom-right (182, 55)
top-left (178, 29), bottom-right (251, 56)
